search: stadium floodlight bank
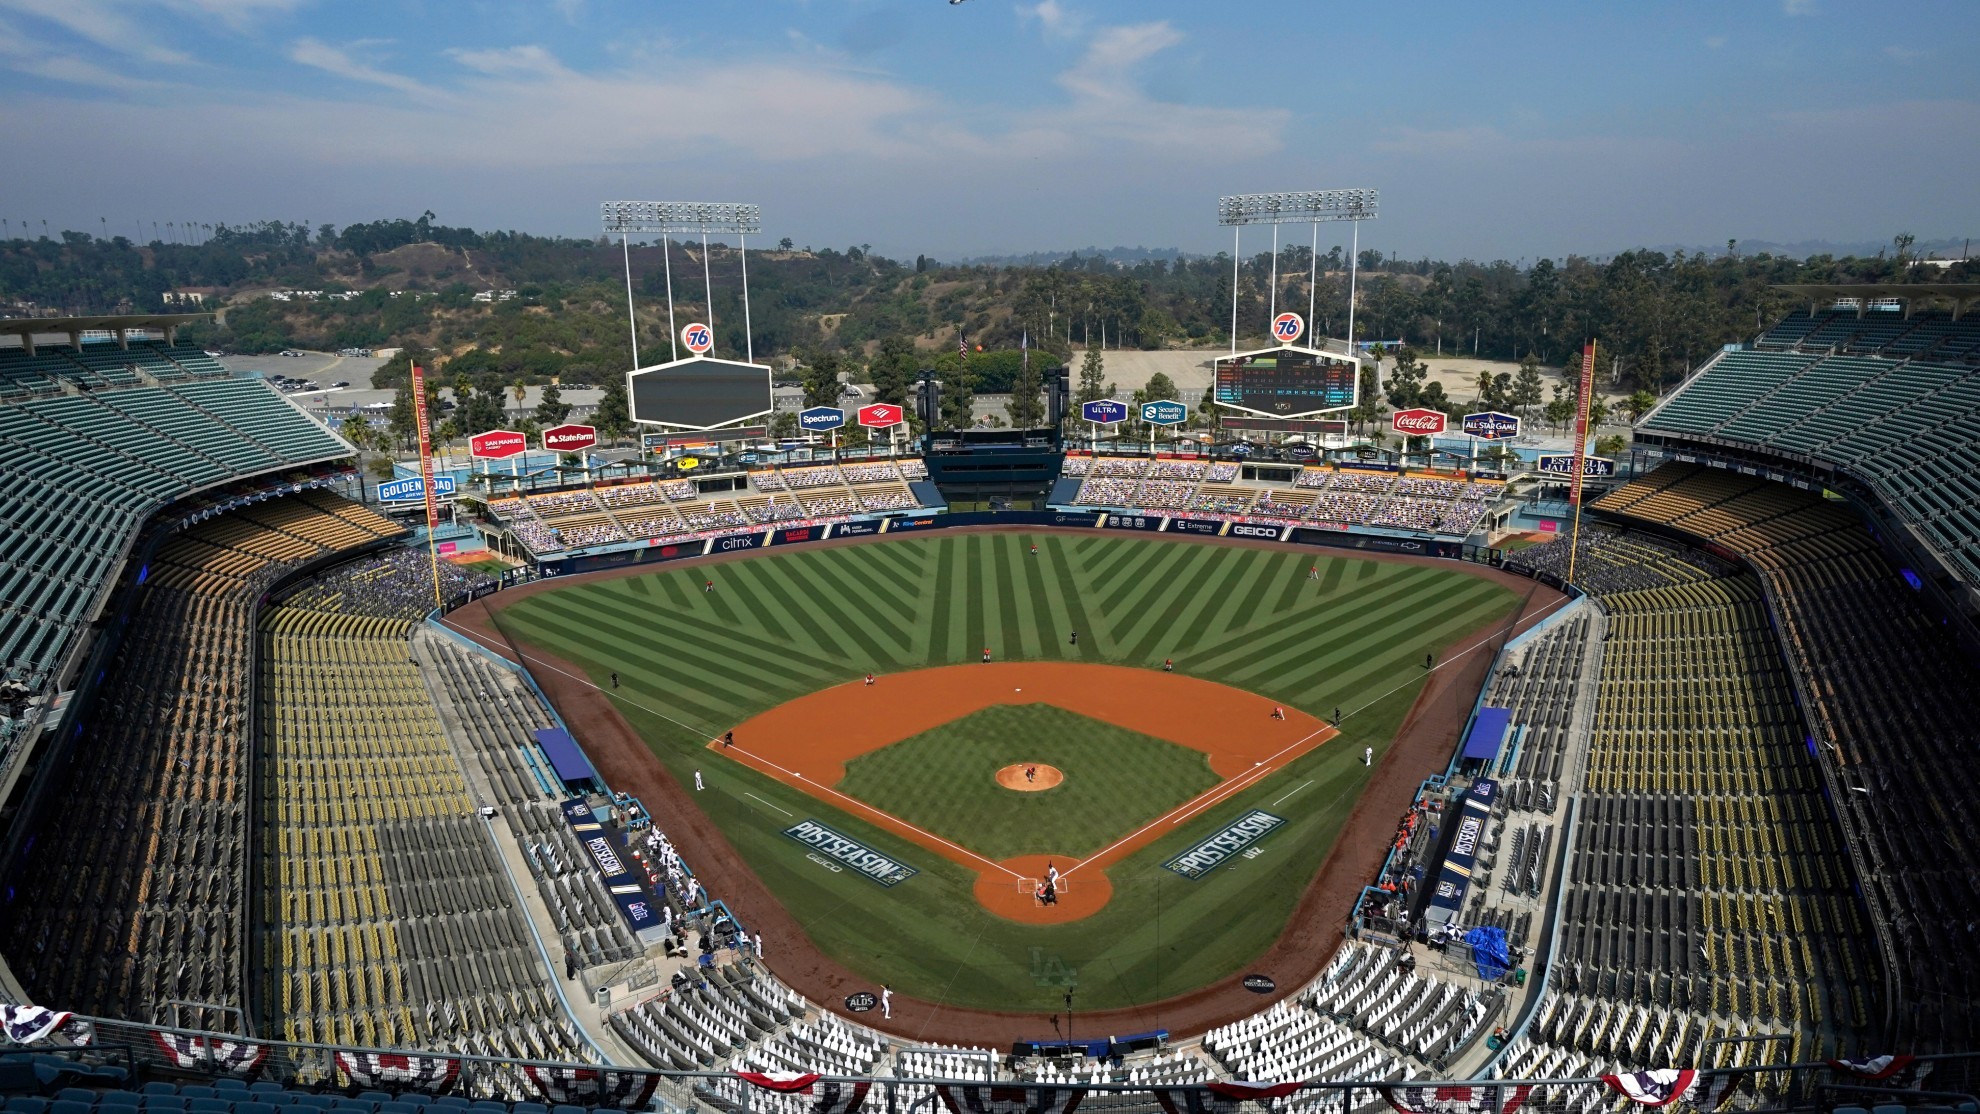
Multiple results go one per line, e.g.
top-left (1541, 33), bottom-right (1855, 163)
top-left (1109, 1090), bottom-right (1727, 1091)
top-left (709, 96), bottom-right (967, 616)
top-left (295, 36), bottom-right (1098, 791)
top-left (601, 200), bottom-right (765, 366)
top-left (1216, 189), bottom-right (1378, 226)
top-left (600, 201), bottom-right (763, 235)
top-left (1217, 188), bottom-right (1378, 359)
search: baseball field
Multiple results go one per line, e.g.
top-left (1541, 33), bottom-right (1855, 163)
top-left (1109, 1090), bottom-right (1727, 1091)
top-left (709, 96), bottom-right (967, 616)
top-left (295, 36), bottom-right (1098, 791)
top-left (487, 531), bottom-right (1522, 1016)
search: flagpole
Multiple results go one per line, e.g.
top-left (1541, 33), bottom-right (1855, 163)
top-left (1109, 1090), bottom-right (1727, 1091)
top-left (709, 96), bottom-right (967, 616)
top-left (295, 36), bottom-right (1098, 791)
top-left (1565, 339), bottom-right (1597, 588)
top-left (412, 363), bottom-right (444, 612)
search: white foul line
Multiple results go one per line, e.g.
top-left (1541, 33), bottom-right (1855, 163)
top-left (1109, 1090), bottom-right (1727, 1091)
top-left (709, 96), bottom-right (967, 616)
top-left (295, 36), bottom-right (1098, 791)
top-left (439, 616), bottom-right (1022, 879)
top-left (745, 792), bottom-right (793, 817)
top-left (1271, 779), bottom-right (1314, 808)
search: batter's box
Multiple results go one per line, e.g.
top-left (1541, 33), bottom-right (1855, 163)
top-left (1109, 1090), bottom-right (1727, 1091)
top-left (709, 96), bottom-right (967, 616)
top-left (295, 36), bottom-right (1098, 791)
top-left (1019, 876), bottom-right (1071, 898)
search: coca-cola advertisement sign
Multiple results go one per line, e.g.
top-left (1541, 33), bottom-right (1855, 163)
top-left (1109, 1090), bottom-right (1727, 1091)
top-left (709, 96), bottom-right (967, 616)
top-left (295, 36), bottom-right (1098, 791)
top-left (470, 429), bottom-right (527, 459)
top-left (1392, 408), bottom-right (1448, 436)
top-left (543, 423), bottom-right (597, 451)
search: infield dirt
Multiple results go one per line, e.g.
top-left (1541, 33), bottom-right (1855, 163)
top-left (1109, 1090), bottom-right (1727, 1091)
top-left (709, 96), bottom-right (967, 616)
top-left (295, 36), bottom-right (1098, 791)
top-left (444, 526), bottom-right (1567, 1043)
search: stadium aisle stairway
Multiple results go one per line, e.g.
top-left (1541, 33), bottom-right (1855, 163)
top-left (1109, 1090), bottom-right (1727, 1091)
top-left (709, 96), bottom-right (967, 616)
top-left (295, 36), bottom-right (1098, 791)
top-left (256, 606), bottom-right (589, 1075)
top-left (1501, 522), bottom-right (1881, 1092)
top-left (1594, 463), bottom-right (1980, 1049)
top-left (0, 494), bottom-right (398, 1026)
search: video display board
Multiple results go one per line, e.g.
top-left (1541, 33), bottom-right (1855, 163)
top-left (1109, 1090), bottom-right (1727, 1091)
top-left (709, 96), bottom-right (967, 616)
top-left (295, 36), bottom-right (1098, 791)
top-left (628, 356), bottom-right (773, 430)
top-left (1212, 347), bottom-right (1357, 417)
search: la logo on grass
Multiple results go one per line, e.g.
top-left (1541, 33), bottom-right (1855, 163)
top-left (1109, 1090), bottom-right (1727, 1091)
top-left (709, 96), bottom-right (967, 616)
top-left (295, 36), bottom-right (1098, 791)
top-left (1029, 948), bottom-right (1078, 989)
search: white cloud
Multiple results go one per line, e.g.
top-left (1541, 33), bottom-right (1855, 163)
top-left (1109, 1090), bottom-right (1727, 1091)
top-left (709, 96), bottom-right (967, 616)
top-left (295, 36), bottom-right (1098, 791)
top-left (1029, 20), bottom-right (1285, 158)
top-left (1020, 0), bottom-right (1083, 40)
top-left (1881, 45), bottom-right (1926, 63)
top-left (1705, 35), bottom-right (1728, 49)
top-left (288, 37), bottom-right (436, 98)
top-left (0, 18), bottom-right (174, 88)
top-left (445, 45), bottom-right (571, 79)
top-left (1782, 0), bottom-right (1815, 16)
top-left (0, 0), bottom-right (190, 63)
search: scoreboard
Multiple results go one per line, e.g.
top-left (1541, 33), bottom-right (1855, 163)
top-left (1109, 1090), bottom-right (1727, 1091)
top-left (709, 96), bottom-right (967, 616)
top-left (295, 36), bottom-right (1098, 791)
top-left (627, 356), bottom-right (773, 430)
top-left (1213, 347), bottom-right (1357, 417)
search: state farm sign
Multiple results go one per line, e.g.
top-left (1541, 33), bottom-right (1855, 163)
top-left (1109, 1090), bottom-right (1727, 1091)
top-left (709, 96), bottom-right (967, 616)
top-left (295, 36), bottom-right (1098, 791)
top-left (542, 423), bottom-right (597, 452)
top-left (1392, 408), bottom-right (1448, 436)
top-left (470, 429), bottom-right (527, 459)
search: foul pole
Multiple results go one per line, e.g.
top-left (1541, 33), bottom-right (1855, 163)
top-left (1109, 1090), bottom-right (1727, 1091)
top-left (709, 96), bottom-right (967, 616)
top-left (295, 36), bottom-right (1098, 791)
top-left (1565, 340), bottom-right (1597, 587)
top-left (412, 362), bottom-right (444, 612)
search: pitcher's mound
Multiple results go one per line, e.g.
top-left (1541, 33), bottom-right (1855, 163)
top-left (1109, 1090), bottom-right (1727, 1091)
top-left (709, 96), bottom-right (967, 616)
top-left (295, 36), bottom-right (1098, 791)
top-left (996, 763), bottom-right (1063, 792)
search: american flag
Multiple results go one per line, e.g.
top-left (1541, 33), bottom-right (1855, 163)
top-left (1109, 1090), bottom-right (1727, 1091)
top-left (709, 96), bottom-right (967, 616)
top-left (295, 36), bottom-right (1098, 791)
top-left (958, 327), bottom-right (968, 362)
top-left (1021, 329), bottom-right (1029, 369)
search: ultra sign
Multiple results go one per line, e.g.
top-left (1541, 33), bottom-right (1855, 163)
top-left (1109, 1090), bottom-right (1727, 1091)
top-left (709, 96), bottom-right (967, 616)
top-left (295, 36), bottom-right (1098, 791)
top-left (1081, 399), bottom-right (1128, 424)
top-left (1140, 399), bottom-right (1188, 426)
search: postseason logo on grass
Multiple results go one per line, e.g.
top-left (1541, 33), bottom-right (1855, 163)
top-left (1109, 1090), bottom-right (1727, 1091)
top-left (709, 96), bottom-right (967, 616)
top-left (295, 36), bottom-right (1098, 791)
top-left (1165, 810), bottom-right (1286, 879)
top-left (783, 819), bottom-right (918, 887)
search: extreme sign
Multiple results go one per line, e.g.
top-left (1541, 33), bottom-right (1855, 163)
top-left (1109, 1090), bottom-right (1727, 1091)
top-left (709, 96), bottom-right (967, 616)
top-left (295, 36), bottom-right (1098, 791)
top-left (543, 423), bottom-right (597, 452)
top-left (1081, 399), bottom-right (1128, 425)
top-left (470, 429), bottom-right (527, 459)
top-left (1164, 810), bottom-right (1286, 879)
top-left (799, 406), bottom-right (846, 432)
top-left (1461, 412), bottom-right (1520, 440)
top-left (858, 402), bottom-right (905, 428)
top-left (1140, 399), bottom-right (1188, 426)
top-left (783, 819), bottom-right (917, 886)
top-left (1537, 454), bottom-right (1617, 477)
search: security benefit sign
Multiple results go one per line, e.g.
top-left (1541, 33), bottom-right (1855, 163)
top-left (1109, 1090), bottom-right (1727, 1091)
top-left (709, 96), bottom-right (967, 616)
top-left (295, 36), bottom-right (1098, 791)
top-left (783, 819), bottom-right (918, 887)
top-left (1165, 810), bottom-right (1286, 879)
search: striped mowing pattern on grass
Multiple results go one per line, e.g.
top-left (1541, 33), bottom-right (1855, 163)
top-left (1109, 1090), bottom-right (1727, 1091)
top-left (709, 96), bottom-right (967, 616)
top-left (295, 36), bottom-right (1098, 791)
top-left (491, 532), bottom-right (1522, 1012)
top-left (498, 533), bottom-right (1513, 742)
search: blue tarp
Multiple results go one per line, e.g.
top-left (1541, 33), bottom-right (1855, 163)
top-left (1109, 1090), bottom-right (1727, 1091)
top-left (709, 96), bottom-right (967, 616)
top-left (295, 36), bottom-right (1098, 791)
top-left (1466, 925), bottom-right (1511, 981)
top-left (534, 727), bottom-right (598, 784)
top-left (1461, 706), bottom-right (1513, 761)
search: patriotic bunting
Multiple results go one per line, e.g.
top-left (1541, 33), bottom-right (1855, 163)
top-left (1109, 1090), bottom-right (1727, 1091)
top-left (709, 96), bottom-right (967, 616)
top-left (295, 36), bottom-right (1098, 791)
top-left (936, 1084), bottom-right (1087, 1114)
top-left (1601, 1071), bottom-right (1696, 1107)
top-left (1826, 1055), bottom-right (1928, 1084)
top-left (738, 1073), bottom-right (823, 1093)
top-left (1151, 1083), bottom-right (1306, 1114)
top-left (733, 1075), bottom-right (870, 1114)
top-left (0, 1007), bottom-right (90, 1046)
top-left (525, 1066), bottom-right (661, 1109)
top-left (1381, 1084), bottom-right (1533, 1114)
top-left (334, 1051), bottom-right (461, 1094)
top-left (150, 1032), bottom-right (269, 1077)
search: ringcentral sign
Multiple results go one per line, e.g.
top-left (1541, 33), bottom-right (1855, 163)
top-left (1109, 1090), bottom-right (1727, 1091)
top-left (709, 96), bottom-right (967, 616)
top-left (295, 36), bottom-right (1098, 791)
top-left (1165, 810), bottom-right (1286, 879)
top-left (783, 819), bottom-right (918, 886)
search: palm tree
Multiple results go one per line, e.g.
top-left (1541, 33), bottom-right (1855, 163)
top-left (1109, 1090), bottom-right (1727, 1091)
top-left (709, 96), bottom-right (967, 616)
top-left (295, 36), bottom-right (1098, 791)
top-left (510, 377), bottom-right (528, 418)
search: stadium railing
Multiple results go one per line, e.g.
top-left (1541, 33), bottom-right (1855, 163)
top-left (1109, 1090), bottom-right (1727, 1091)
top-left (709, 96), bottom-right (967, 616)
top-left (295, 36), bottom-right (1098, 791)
top-left (10, 1014), bottom-right (1980, 1114)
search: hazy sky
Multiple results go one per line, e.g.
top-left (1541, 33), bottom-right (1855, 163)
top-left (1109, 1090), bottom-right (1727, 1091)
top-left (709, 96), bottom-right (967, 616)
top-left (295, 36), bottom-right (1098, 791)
top-left (1, 0), bottom-right (1974, 261)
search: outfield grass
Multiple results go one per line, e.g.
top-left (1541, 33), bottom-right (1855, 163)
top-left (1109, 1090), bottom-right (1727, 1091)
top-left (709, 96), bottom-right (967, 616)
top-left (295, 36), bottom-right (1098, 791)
top-left (835, 704), bottom-right (1221, 860)
top-left (495, 532), bottom-right (1519, 1012)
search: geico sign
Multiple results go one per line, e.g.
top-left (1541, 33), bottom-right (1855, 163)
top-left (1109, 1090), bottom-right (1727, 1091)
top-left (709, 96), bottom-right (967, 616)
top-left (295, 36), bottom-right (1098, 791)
top-left (1230, 523), bottom-right (1280, 539)
top-left (1392, 409), bottom-right (1448, 435)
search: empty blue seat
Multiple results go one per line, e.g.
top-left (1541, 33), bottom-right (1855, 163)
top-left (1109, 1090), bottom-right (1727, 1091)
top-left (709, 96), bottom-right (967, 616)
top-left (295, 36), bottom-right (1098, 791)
top-left (139, 1099), bottom-right (183, 1113)
top-left (5, 1099), bottom-right (50, 1114)
top-left (512, 1104), bottom-right (548, 1114)
top-left (429, 1101), bottom-right (467, 1112)
top-left (50, 1100), bottom-right (92, 1114)
top-left (378, 1104), bottom-right (418, 1114)
top-left (209, 1084), bottom-right (247, 1096)
top-left (551, 1105), bottom-right (585, 1114)
top-left (1872, 1106), bottom-right (1906, 1114)
top-left (137, 1089), bottom-right (173, 1101)
top-left (288, 1098), bottom-right (333, 1111)
top-left (234, 1102), bottom-right (277, 1114)
top-left (246, 1089), bottom-right (283, 1100)
top-left (54, 1093), bottom-right (96, 1106)
top-left (1834, 1106), bottom-right (1870, 1114)
top-left (390, 1100), bottom-right (427, 1110)
top-left (467, 1103), bottom-right (507, 1114)
top-left (96, 1095), bottom-right (143, 1109)
top-left (177, 1094), bottom-right (213, 1104)
top-left (185, 1101), bottom-right (230, 1114)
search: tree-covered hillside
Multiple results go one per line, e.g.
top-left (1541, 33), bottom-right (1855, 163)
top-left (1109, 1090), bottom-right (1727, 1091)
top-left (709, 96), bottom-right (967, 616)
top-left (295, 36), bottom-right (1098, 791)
top-left (2, 215), bottom-right (1969, 397)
